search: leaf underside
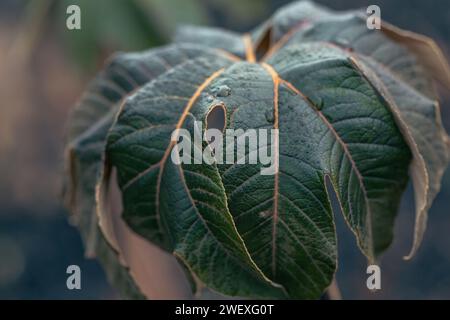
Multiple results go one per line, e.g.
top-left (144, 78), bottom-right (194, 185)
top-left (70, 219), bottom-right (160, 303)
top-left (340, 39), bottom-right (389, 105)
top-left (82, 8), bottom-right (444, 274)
top-left (64, 0), bottom-right (450, 299)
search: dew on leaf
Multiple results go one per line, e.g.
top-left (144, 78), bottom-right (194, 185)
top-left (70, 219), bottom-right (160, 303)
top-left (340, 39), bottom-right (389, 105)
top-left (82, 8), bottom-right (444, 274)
top-left (215, 85), bottom-right (231, 97)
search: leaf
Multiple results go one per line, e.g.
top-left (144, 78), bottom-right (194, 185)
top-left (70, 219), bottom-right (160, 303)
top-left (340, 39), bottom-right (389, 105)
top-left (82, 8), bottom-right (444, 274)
top-left (67, 108), bottom-right (145, 298)
top-left (253, 0), bottom-right (333, 47)
top-left (203, 47), bottom-right (409, 298)
top-left (213, 61), bottom-right (339, 298)
top-left (68, 44), bottom-right (222, 141)
top-left (94, 234), bottom-right (146, 299)
top-left (252, 0), bottom-right (450, 258)
top-left (350, 56), bottom-right (450, 259)
top-left (65, 0), bottom-right (450, 299)
top-left (65, 44), bottom-right (242, 298)
top-left (174, 25), bottom-right (246, 58)
top-left (381, 20), bottom-right (450, 91)
top-left (66, 44), bottom-right (221, 248)
top-left (97, 165), bottom-right (196, 299)
top-left (103, 52), bottom-right (286, 298)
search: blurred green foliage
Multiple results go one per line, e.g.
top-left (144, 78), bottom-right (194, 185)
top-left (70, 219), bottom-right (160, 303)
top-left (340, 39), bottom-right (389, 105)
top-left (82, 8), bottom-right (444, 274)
top-left (58, 0), bottom-right (164, 70)
top-left (50, 0), bottom-right (270, 71)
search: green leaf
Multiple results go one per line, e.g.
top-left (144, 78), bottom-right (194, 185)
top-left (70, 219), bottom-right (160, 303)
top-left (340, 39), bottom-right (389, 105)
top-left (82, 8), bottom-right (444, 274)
top-left (64, 0), bottom-right (450, 300)
top-left (66, 44), bottom-right (221, 246)
top-left (67, 107), bottom-right (145, 299)
top-left (65, 44), bottom-right (241, 298)
top-left (205, 48), bottom-right (410, 298)
top-left (252, 0), bottom-right (333, 46)
top-left (266, 43), bottom-right (411, 261)
top-left (253, 0), bottom-right (450, 258)
top-left (104, 53), bottom-right (286, 298)
top-left (350, 55), bottom-right (450, 259)
top-left (174, 25), bottom-right (246, 58)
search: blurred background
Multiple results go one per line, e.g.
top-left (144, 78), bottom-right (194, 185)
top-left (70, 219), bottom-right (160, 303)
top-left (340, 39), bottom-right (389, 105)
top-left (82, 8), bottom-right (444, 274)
top-left (0, 0), bottom-right (449, 299)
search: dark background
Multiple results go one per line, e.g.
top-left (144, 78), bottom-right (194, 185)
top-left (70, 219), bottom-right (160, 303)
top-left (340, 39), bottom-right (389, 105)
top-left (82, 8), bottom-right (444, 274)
top-left (0, 0), bottom-right (449, 299)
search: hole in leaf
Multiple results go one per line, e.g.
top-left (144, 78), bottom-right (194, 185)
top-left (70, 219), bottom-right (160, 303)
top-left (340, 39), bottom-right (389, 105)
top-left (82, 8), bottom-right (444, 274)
top-left (205, 104), bottom-right (227, 133)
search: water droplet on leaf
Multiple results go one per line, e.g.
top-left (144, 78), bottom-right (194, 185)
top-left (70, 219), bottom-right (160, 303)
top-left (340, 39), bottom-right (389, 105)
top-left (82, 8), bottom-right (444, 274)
top-left (216, 85), bottom-right (231, 97)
